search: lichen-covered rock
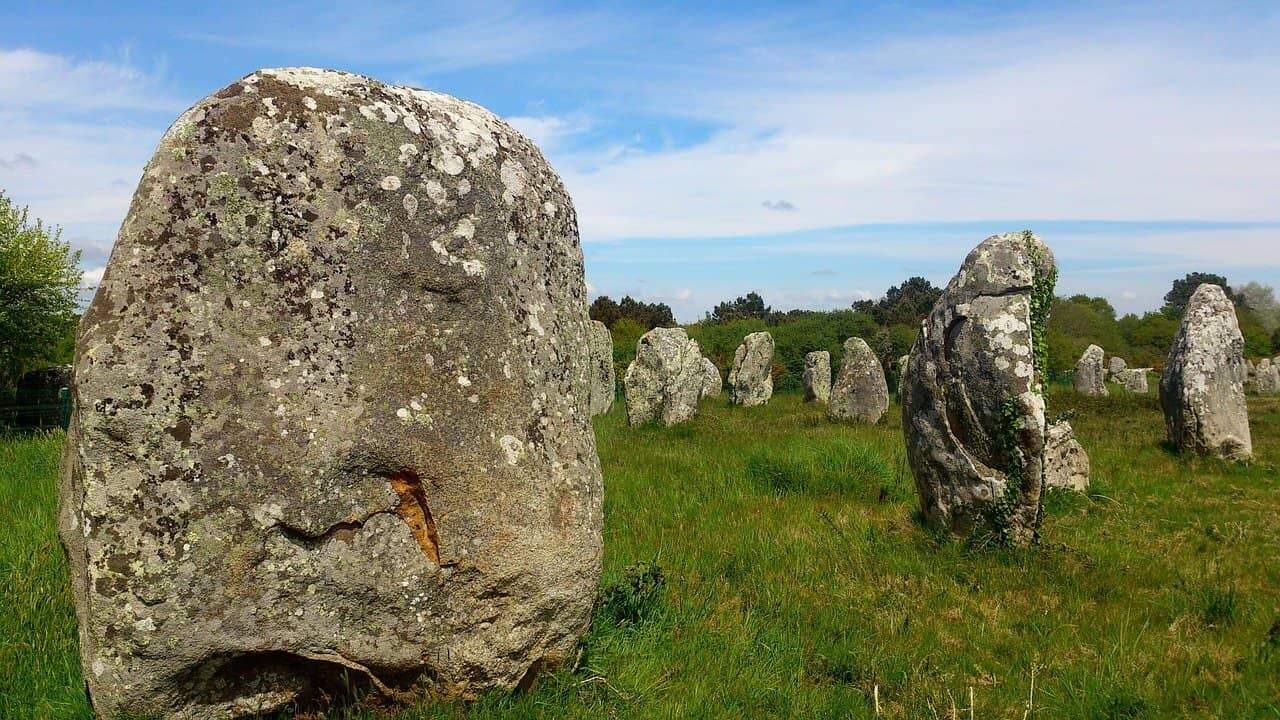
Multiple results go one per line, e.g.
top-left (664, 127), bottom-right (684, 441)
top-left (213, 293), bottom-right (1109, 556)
top-left (896, 354), bottom-right (909, 399)
top-left (588, 320), bottom-right (615, 416)
top-left (1107, 355), bottom-right (1127, 379)
top-left (828, 338), bottom-right (888, 422)
top-left (58, 68), bottom-right (603, 720)
top-left (802, 351), bottom-right (831, 403)
top-left (623, 327), bottom-right (704, 426)
top-left (1073, 345), bottom-right (1108, 396)
top-left (902, 231), bottom-right (1057, 545)
top-left (728, 332), bottom-right (774, 406)
top-left (1043, 420), bottom-right (1090, 492)
top-left (1253, 358), bottom-right (1280, 395)
top-left (700, 357), bottom-right (722, 398)
top-left (1115, 368), bottom-right (1150, 394)
top-left (1160, 284), bottom-right (1252, 460)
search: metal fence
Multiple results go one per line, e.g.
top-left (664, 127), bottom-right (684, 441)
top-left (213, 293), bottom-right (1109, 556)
top-left (0, 388), bottom-right (72, 431)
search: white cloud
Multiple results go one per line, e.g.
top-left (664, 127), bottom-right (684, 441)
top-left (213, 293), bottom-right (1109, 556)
top-left (0, 48), bottom-right (177, 112)
top-left (506, 115), bottom-right (590, 153)
top-left (81, 266), bottom-right (106, 286)
top-left (555, 20), bottom-right (1280, 244)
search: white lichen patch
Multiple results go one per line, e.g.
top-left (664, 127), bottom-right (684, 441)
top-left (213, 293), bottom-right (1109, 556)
top-left (403, 194), bottom-right (418, 219)
top-left (500, 160), bottom-right (527, 204)
top-left (380, 175), bottom-right (402, 191)
top-left (423, 180), bottom-right (447, 205)
top-left (454, 218), bottom-right (475, 240)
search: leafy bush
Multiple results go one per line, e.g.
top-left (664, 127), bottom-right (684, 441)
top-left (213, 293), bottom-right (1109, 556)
top-left (595, 562), bottom-right (666, 627)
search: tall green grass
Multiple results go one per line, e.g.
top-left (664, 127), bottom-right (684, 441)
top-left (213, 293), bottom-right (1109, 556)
top-left (2, 393), bottom-right (1278, 719)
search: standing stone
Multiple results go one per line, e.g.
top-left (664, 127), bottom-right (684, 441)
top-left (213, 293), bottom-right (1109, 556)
top-left (588, 320), bottom-right (615, 416)
top-left (1044, 421), bottom-right (1090, 492)
top-left (828, 338), bottom-right (888, 423)
top-left (700, 357), bottom-right (722, 398)
top-left (1255, 358), bottom-right (1280, 395)
top-left (1244, 359), bottom-right (1258, 393)
top-left (1114, 368), bottom-right (1150, 394)
top-left (802, 351), bottom-right (832, 403)
top-left (1107, 355), bottom-right (1127, 379)
top-left (58, 69), bottom-right (603, 720)
top-left (896, 354), bottom-right (909, 399)
top-left (1160, 284), bottom-right (1252, 460)
top-left (1073, 345), bottom-right (1108, 396)
top-left (728, 331), bottom-right (774, 406)
top-left (623, 327), bottom-right (705, 426)
top-left (902, 231), bottom-right (1058, 545)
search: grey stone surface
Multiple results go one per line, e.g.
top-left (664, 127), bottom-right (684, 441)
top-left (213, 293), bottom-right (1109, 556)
top-left (1073, 344), bottom-right (1108, 396)
top-left (588, 320), bottom-right (615, 416)
top-left (902, 231), bottom-right (1056, 545)
top-left (700, 356), bottom-right (722, 398)
top-left (59, 68), bottom-right (603, 719)
top-left (828, 338), bottom-right (888, 423)
top-left (1253, 358), bottom-right (1280, 395)
top-left (896, 354), bottom-right (909, 399)
top-left (1107, 355), bottom-right (1127, 379)
top-left (802, 351), bottom-right (831, 403)
top-left (728, 331), bottom-right (774, 406)
top-left (623, 327), bottom-right (705, 426)
top-left (1114, 368), bottom-right (1150, 394)
top-left (1160, 284), bottom-right (1252, 460)
top-left (1043, 420), bottom-right (1090, 492)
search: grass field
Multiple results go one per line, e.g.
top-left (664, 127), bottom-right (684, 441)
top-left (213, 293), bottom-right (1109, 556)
top-left (3, 391), bottom-right (1278, 719)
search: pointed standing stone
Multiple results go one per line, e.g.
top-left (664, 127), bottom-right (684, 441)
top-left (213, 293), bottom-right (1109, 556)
top-left (700, 357), bottom-right (722, 398)
top-left (728, 331), bottom-right (774, 406)
top-left (1073, 345), bottom-right (1108, 396)
top-left (828, 338), bottom-right (888, 423)
top-left (803, 351), bottom-right (832, 403)
top-left (902, 231), bottom-right (1059, 545)
top-left (588, 320), bottom-right (615, 416)
top-left (1107, 355), bottom-right (1127, 379)
top-left (1160, 284), bottom-right (1252, 460)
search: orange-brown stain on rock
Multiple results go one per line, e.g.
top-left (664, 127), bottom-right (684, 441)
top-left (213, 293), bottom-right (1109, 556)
top-left (388, 470), bottom-right (440, 564)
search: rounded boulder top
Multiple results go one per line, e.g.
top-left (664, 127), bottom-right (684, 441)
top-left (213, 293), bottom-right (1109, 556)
top-left (61, 68), bottom-right (602, 719)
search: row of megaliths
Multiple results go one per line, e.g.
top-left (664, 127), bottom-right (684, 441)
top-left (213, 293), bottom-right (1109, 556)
top-left (60, 69), bottom-right (605, 719)
top-left (58, 69), bottom-right (1260, 718)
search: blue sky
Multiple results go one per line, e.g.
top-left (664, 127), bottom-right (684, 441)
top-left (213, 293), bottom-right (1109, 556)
top-left (1, 1), bottom-right (1277, 321)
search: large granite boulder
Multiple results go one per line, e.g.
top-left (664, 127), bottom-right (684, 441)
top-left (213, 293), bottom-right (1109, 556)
top-left (1115, 368), bottom-right (1150, 394)
top-left (700, 357), bottom-right (722, 398)
top-left (902, 231), bottom-right (1058, 545)
top-left (1043, 420), bottom-right (1090, 492)
top-left (828, 338), bottom-right (888, 423)
top-left (1073, 344), bottom-right (1108, 396)
top-left (587, 320), bottom-right (615, 416)
top-left (623, 327), bottom-right (704, 426)
top-left (1107, 355), bottom-right (1127, 379)
top-left (728, 331), bottom-right (774, 406)
top-left (1159, 284), bottom-right (1252, 460)
top-left (802, 351), bottom-right (831, 403)
top-left (58, 68), bottom-right (603, 719)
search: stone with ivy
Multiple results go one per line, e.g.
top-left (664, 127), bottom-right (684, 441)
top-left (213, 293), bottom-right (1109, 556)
top-left (1073, 344), bottom-right (1108, 396)
top-left (802, 350), bottom-right (831, 403)
top-left (901, 231), bottom-right (1061, 546)
top-left (1160, 284), bottom-right (1252, 460)
top-left (59, 68), bottom-right (604, 719)
top-left (827, 338), bottom-right (888, 422)
top-left (728, 331), bottom-right (775, 406)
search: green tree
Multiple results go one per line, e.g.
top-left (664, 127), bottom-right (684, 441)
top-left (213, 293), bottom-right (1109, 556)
top-left (0, 193), bottom-right (82, 396)
top-left (854, 276), bottom-right (942, 326)
top-left (590, 295), bottom-right (675, 330)
top-left (1162, 272), bottom-right (1234, 317)
top-left (1238, 281), bottom-right (1280, 333)
top-left (706, 291), bottom-right (771, 324)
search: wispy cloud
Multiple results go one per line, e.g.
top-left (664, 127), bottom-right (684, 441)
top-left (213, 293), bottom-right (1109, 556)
top-left (762, 199), bottom-right (796, 212)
